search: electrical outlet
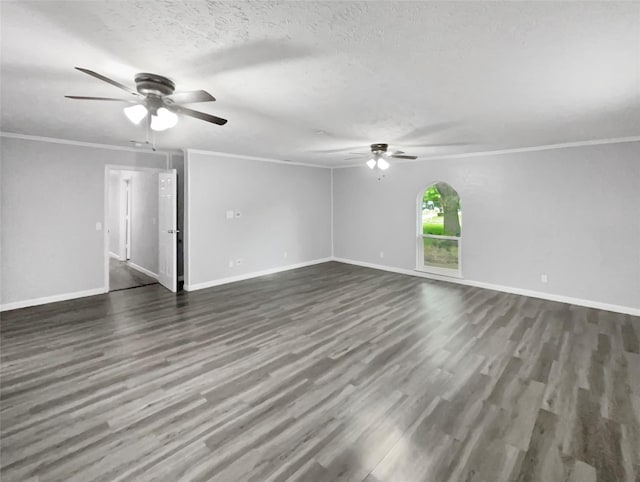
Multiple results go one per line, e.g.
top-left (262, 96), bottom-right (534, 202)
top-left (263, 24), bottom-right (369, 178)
top-left (235, 258), bottom-right (243, 266)
top-left (228, 259), bottom-right (234, 268)
top-left (379, 251), bottom-right (384, 259)
top-left (283, 251), bottom-right (288, 259)
top-left (541, 274), bottom-right (548, 283)
top-left (226, 210), bottom-right (234, 219)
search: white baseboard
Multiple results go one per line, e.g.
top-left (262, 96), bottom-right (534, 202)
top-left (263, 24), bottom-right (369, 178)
top-left (0, 287), bottom-right (107, 312)
top-left (332, 257), bottom-right (640, 316)
top-left (109, 251), bottom-right (124, 260)
top-left (184, 257), bottom-right (333, 291)
top-left (126, 261), bottom-right (159, 280)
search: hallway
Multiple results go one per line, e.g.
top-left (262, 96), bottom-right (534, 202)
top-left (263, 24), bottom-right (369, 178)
top-left (109, 258), bottom-right (157, 291)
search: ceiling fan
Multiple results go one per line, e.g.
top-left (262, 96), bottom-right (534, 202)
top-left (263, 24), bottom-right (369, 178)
top-left (346, 143), bottom-right (418, 171)
top-left (65, 67), bottom-right (227, 131)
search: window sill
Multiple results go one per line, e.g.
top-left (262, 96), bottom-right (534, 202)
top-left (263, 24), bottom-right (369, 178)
top-left (414, 267), bottom-right (463, 279)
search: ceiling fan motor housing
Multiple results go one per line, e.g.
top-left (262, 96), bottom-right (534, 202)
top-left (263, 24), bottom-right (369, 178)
top-left (370, 143), bottom-right (388, 153)
top-left (134, 73), bottom-right (175, 96)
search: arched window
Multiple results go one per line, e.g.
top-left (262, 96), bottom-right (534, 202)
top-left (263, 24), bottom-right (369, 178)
top-left (417, 182), bottom-right (461, 277)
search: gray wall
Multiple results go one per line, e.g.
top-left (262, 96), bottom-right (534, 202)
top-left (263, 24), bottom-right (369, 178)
top-left (107, 171), bottom-right (121, 258)
top-left (333, 141), bottom-right (640, 309)
top-left (0, 137), bottom-right (167, 307)
top-left (186, 151), bottom-right (332, 287)
top-left (127, 170), bottom-right (159, 275)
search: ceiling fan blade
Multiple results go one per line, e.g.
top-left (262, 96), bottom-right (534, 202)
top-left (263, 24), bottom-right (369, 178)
top-left (401, 142), bottom-right (472, 148)
top-left (170, 105), bottom-right (227, 125)
top-left (391, 154), bottom-right (418, 160)
top-left (74, 67), bottom-right (140, 96)
top-left (343, 156), bottom-right (364, 161)
top-left (310, 146), bottom-right (364, 153)
top-left (385, 150), bottom-right (405, 156)
top-left (164, 90), bottom-right (216, 104)
top-left (65, 95), bottom-right (137, 103)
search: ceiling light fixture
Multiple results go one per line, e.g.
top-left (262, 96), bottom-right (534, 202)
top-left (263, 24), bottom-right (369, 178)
top-left (150, 107), bottom-right (178, 131)
top-left (377, 157), bottom-right (390, 170)
top-left (366, 154), bottom-right (390, 171)
top-left (123, 104), bottom-right (148, 125)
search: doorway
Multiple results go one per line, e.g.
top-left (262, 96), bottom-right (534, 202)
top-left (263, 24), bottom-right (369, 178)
top-left (105, 166), bottom-right (178, 292)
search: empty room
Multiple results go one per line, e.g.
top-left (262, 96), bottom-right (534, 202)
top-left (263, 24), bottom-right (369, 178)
top-left (1, 1), bottom-right (639, 481)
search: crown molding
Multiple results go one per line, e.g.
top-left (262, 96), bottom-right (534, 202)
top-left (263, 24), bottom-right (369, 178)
top-left (185, 148), bottom-right (330, 169)
top-left (335, 136), bottom-right (640, 169)
top-left (4, 132), bottom-right (637, 169)
top-left (0, 131), bottom-right (171, 156)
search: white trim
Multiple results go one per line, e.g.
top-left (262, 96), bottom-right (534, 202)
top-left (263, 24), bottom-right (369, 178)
top-left (416, 185), bottom-right (463, 278)
top-left (335, 136), bottom-right (640, 169)
top-left (184, 258), bottom-right (333, 291)
top-left (126, 261), bottom-right (159, 280)
top-left (104, 164), bottom-right (169, 293)
top-left (185, 148), bottom-right (329, 169)
top-left (423, 234), bottom-right (459, 241)
top-left (0, 131), bottom-right (170, 156)
top-left (109, 251), bottom-right (121, 260)
top-left (123, 177), bottom-right (132, 260)
top-left (4, 133), bottom-right (637, 169)
top-left (330, 168), bottom-right (335, 257)
top-left (104, 166), bottom-right (110, 291)
top-left (415, 265), bottom-right (463, 279)
top-left (184, 150), bottom-right (192, 288)
top-left (331, 257), bottom-right (640, 316)
top-left (0, 288), bottom-right (106, 312)
top-left (418, 235), bottom-right (462, 278)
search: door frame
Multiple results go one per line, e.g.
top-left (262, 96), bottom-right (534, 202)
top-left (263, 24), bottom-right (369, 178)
top-left (124, 177), bottom-right (131, 259)
top-left (157, 169), bottom-right (178, 292)
top-left (103, 164), bottom-right (170, 292)
top-left (116, 175), bottom-right (132, 261)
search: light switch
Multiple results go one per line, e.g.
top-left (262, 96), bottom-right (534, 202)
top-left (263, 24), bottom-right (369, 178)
top-left (226, 210), bottom-right (234, 219)
top-left (95, 222), bottom-right (102, 231)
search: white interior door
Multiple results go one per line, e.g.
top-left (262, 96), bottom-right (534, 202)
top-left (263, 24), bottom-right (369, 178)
top-left (124, 179), bottom-right (131, 260)
top-left (158, 170), bottom-right (177, 292)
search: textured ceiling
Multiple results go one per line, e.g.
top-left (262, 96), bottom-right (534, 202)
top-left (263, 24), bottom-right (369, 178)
top-left (1, 1), bottom-right (639, 166)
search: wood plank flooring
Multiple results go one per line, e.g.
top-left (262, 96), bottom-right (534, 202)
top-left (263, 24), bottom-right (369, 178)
top-left (109, 258), bottom-right (157, 292)
top-left (1, 261), bottom-right (639, 481)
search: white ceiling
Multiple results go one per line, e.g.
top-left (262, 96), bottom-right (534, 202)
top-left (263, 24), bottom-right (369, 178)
top-left (1, 1), bottom-right (639, 166)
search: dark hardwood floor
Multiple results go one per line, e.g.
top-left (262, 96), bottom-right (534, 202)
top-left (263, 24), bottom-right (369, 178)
top-left (109, 258), bottom-right (157, 292)
top-left (1, 262), bottom-right (638, 481)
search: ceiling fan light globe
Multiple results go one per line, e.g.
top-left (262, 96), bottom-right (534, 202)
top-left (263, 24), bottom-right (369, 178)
top-left (150, 107), bottom-right (179, 131)
top-left (366, 159), bottom-right (376, 169)
top-left (123, 104), bottom-right (148, 125)
top-left (377, 158), bottom-right (390, 170)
